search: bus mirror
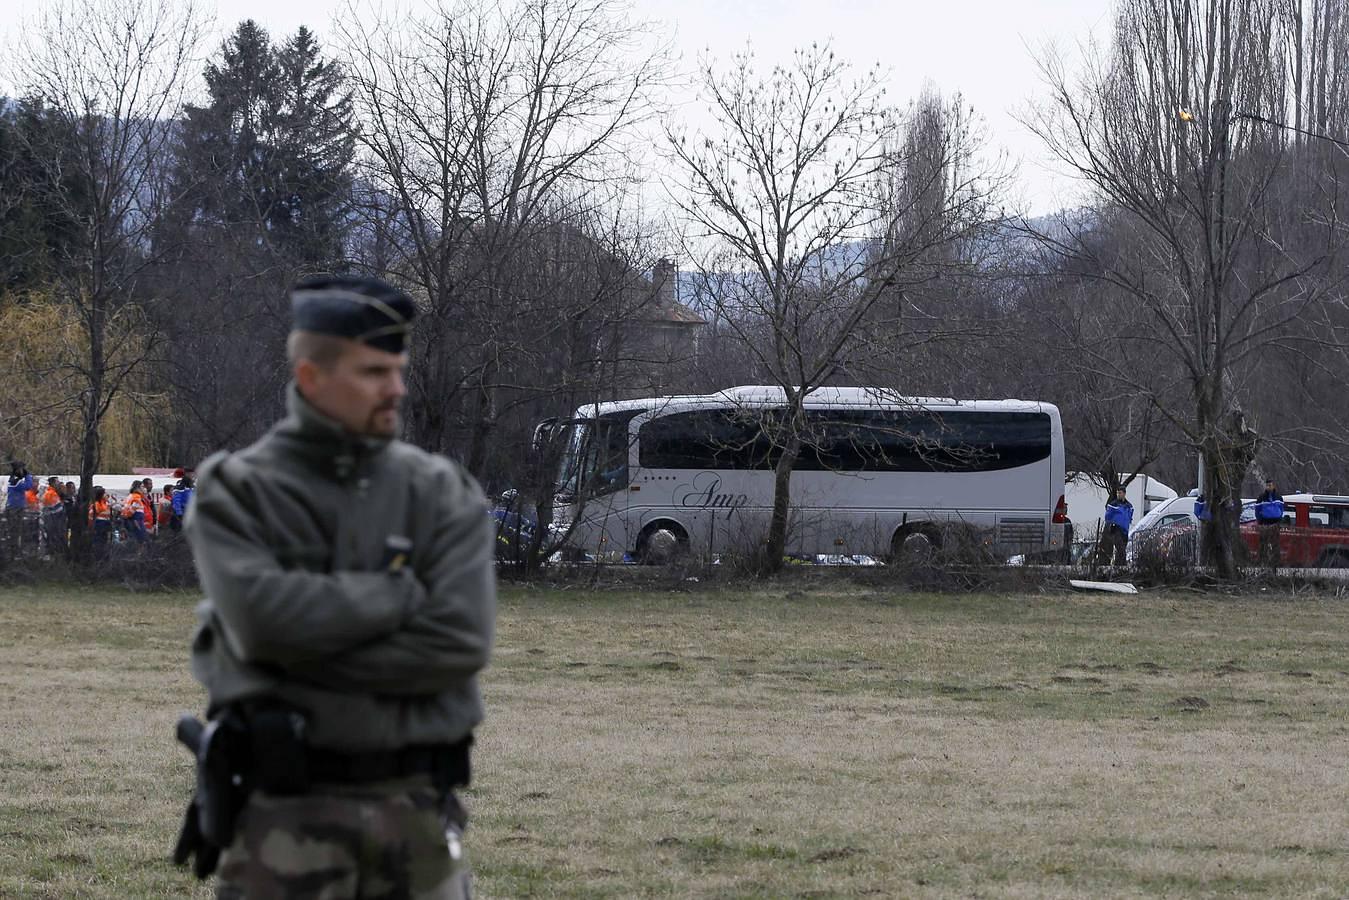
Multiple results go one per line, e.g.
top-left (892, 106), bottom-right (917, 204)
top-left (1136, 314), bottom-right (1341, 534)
top-left (532, 418), bottom-right (558, 454)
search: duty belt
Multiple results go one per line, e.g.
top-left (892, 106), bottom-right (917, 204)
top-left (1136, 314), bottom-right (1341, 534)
top-left (307, 736), bottom-right (472, 788)
top-left (308, 745), bottom-right (441, 783)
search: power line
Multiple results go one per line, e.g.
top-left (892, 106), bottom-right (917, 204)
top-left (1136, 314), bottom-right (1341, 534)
top-left (1234, 111), bottom-right (1349, 151)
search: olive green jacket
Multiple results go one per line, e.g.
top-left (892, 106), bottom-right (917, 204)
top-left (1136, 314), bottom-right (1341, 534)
top-left (184, 385), bottom-right (495, 752)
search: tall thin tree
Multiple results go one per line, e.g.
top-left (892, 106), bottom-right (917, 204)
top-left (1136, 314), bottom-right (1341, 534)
top-left (7, 0), bottom-right (204, 557)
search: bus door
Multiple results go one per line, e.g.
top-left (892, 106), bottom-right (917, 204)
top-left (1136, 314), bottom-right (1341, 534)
top-left (559, 409), bottom-right (645, 559)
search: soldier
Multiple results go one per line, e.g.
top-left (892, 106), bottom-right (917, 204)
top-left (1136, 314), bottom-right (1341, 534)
top-left (1101, 486), bottom-right (1133, 566)
top-left (1255, 477), bottom-right (1285, 568)
top-left (180, 274), bottom-right (496, 898)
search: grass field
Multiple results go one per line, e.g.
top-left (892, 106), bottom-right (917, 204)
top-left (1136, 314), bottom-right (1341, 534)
top-left (1, 580), bottom-right (1348, 898)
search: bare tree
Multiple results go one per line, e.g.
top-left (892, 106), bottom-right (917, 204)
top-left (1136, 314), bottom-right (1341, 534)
top-left (667, 44), bottom-right (1000, 570)
top-left (339, 0), bottom-right (670, 475)
top-left (1024, 0), bottom-right (1349, 576)
top-left (6, 0), bottom-right (205, 557)
top-left (1030, 244), bottom-right (1181, 494)
top-left (1277, 0), bottom-right (1349, 140)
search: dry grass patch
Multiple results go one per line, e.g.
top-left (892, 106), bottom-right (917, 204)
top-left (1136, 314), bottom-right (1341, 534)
top-left (0, 586), bottom-right (210, 899)
top-left (1, 583), bottom-right (1348, 897)
top-left (472, 587), bottom-right (1349, 898)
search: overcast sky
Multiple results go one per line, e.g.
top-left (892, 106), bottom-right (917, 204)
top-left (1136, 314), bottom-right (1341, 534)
top-left (2, 0), bottom-right (1116, 213)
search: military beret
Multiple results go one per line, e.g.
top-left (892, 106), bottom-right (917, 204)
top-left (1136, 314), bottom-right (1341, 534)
top-left (289, 274), bottom-right (416, 354)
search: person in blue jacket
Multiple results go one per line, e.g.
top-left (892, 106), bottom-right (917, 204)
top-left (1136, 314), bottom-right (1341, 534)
top-left (1102, 486), bottom-right (1134, 566)
top-left (6, 460), bottom-right (34, 555)
top-left (1255, 478), bottom-right (1284, 567)
top-left (6, 461), bottom-right (32, 510)
top-left (170, 472), bottom-right (194, 531)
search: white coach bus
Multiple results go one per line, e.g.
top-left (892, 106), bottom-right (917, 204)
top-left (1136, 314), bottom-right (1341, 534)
top-left (546, 386), bottom-right (1066, 562)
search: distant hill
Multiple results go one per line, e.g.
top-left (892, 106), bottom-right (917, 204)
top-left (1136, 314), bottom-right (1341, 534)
top-left (665, 211), bottom-right (1089, 315)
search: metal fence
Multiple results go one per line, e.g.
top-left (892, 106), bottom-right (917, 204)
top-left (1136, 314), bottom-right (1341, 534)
top-left (1, 505), bottom-right (196, 583)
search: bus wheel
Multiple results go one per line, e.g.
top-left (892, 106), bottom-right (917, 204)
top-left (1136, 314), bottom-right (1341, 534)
top-left (890, 527), bottom-right (939, 566)
top-left (637, 522), bottom-right (689, 565)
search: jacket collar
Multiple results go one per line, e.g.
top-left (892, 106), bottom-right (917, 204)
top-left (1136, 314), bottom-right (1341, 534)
top-left (275, 382), bottom-right (393, 482)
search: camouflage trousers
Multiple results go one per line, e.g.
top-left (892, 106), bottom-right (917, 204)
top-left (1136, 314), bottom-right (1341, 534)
top-left (216, 775), bottom-right (471, 899)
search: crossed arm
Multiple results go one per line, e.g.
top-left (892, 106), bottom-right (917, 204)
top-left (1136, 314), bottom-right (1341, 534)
top-left (186, 457), bottom-right (496, 696)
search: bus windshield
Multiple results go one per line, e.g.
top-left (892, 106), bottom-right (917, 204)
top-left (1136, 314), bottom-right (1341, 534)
top-left (555, 421), bottom-right (590, 498)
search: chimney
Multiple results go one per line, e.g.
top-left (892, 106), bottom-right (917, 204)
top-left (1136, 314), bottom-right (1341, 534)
top-left (653, 257), bottom-right (676, 307)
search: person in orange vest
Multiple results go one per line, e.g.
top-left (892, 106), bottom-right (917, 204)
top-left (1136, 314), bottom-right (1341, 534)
top-left (121, 484), bottom-right (148, 543)
top-left (22, 482), bottom-right (40, 549)
top-left (40, 476), bottom-right (66, 553)
top-left (139, 479), bottom-right (157, 537)
top-left (89, 486), bottom-right (113, 557)
top-left (40, 477), bottom-right (60, 509)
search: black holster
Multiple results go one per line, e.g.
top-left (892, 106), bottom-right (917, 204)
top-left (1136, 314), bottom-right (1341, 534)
top-left (434, 735), bottom-right (473, 832)
top-left (173, 703), bottom-right (313, 881)
top-left (172, 710), bottom-right (250, 879)
top-left (432, 734), bottom-right (473, 795)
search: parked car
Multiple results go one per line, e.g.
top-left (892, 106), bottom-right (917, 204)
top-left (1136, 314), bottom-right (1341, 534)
top-left (1131, 495), bottom-right (1201, 535)
top-left (1238, 493), bottom-right (1349, 567)
top-left (1128, 495), bottom-right (1254, 566)
top-left (1126, 496), bottom-right (1203, 565)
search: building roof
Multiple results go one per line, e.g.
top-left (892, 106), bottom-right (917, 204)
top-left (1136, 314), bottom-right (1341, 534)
top-left (637, 259), bottom-right (705, 326)
top-left (637, 298), bottom-right (705, 325)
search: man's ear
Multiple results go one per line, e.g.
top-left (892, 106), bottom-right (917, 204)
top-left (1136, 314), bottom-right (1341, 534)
top-left (295, 358), bottom-right (320, 395)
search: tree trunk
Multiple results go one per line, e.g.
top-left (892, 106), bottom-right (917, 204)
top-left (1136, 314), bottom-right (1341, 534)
top-left (1197, 391), bottom-right (1258, 578)
top-left (762, 411), bottom-right (803, 573)
top-left (464, 382), bottom-right (497, 481)
top-left (1199, 442), bottom-right (1239, 578)
top-left (71, 329), bottom-right (104, 564)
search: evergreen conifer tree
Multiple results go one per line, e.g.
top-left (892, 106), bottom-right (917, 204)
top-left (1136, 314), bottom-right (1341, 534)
top-left (169, 20), bottom-right (354, 269)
